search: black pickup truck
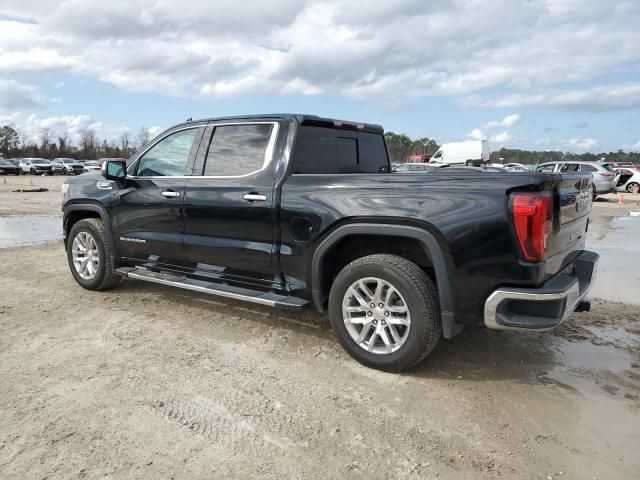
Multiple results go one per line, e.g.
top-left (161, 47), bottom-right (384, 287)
top-left (62, 114), bottom-right (598, 371)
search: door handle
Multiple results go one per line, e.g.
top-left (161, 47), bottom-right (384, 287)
top-left (243, 193), bottom-right (267, 202)
top-left (162, 191), bottom-right (180, 198)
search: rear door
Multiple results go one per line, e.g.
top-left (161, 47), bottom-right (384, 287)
top-left (111, 125), bottom-right (205, 265)
top-left (182, 121), bottom-right (281, 283)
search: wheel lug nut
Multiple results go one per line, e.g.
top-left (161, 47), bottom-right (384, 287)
top-left (379, 303), bottom-right (384, 308)
top-left (370, 303), bottom-right (375, 308)
top-left (382, 320), bottom-right (386, 325)
top-left (373, 320), bottom-right (377, 325)
top-left (367, 311), bottom-right (372, 316)
top-left (384, 311), bottom-right (389, 317)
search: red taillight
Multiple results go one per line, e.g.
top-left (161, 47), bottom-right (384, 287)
top-left (598, 172), bottom-right (614, 177)
top-left (510, 192), bottom-right (552, 262)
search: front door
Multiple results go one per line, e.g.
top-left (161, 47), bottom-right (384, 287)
top-left (183, 122), bottom-right (280, 283)
top-left (111, 126), bottom-right (203, 265)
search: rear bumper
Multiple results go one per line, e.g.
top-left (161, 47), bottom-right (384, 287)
top-left (484, 250), bottom-right (599, 331)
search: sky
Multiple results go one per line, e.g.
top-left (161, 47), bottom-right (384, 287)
top-left (1, 0), bottom-right (640, 153)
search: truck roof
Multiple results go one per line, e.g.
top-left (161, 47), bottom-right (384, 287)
top-left (177, 114), bottom-right (384, 134)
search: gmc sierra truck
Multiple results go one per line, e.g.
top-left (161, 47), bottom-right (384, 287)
top-left (62, 114), bottom-right (598, 372)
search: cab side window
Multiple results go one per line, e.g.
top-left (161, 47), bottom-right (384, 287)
top-left (137, 128), bottom-right (198, 177)
top-left (202, 124), bottom-right (273, 177)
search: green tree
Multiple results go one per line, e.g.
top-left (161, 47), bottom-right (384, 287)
top-left (0, 125), bottom-right (20, 156)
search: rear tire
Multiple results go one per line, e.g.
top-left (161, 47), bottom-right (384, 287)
top-left (67, 218), bottom-right (122, 291)
top-left (328, 254), bottom-right (441, 372)
top-left (627, 182), bottom-right (639, 194)
top-left (592, 184), bottom-right (597, 200)
top-left (465, 160), bottom-right (474, 166)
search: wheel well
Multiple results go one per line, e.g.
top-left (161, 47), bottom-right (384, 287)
top-left (320, 234), bottom-right (435, 298)
top-left (64, 210), bottom-right (101, 245)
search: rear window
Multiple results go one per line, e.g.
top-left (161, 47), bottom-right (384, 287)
top-left (291, 126), bottom-right (389, 174)
top-left (602, 164), bottom-right (615, 172)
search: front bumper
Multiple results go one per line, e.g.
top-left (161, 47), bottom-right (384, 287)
top-left (484, 250), bottom-right (599, 331)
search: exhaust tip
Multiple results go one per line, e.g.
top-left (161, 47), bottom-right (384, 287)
top-left (575, 300), bottom-right (591, 313)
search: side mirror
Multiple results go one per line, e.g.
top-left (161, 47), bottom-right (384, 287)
top-left (102, 160), bottom-right (127, 180)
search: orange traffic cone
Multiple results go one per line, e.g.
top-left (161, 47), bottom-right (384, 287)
top-left (2, 176), bottom-right (6, 184)
top-left (29, 176), bottom-right (34, 187)
top-left (618, 193), bottom-right (624, 205)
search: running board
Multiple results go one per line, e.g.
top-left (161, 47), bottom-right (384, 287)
top-left (116, 267), bottom-right (309, 311)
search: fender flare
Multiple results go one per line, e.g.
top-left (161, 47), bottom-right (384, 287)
top-left (63, 203), bottom-right (115, 252)
top-left (311, 223), bottom-right (462, 339)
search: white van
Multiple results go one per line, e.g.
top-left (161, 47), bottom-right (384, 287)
top-left (430, 140), bottom-right (490, 166)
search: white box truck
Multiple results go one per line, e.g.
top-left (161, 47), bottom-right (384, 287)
top-left (430, 140), bottom-right (490, 166)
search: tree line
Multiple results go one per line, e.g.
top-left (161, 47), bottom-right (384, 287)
top-left (489, 148), bottom-right (640, 165)
top-left (384, 132), bottom-right (639, 165)
top-left (3, 124), bottom-right (639, 165)
top-left (0, 125), bottom-right (153, 160)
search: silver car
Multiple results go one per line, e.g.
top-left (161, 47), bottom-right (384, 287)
top-left (535, 161), bottom-right (617, 199)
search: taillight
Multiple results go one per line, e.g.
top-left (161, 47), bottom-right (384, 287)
top-left (510, 192), bottom-right (552, 262)
top-left (598, 172), bottom-right (613, 177)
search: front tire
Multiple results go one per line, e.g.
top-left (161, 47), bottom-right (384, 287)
top-left (328, 254), bottom-right (441, 372)
top-left (67, 218), bottom-right (121, 290)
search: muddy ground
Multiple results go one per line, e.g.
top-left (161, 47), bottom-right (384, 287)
top-left (1, 175), bottom-right (639, 479)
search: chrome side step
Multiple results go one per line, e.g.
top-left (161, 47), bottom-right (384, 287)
top-left (116, 267), bottom-right (309, 311)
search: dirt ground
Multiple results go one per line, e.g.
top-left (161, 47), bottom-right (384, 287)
top-left (1, 175), bottom-right (639, 479)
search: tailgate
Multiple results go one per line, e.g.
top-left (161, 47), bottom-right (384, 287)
top-left (545, 173), bottom-right (592, 275)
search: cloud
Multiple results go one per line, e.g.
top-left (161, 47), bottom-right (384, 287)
top-left (571, 121), bottom-right (589, 129)
top-left (490, 131), bottom-right (512, 144)
top-left (565, 137), bottom-right (599, 150)
top-left (485, 114), bottom-right (520, 129)
top-left (0, 111), bottom-right (161, 146)
top-left (464, 84), bottom-right (640, 111)
top-left (628, 140), bottom-right (640, 152)
top-left (0, 1), bottom-right (639, 107)
top-left (0, 80), bottom-right (50, 110)
top-left (466, 128), bottom-right (486, 140)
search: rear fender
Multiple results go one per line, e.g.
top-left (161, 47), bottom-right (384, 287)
top-left (311, 223), bottom-right (462, 338)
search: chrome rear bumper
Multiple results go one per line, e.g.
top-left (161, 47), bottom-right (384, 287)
top-left (484, 251), bottom-right (599, 331)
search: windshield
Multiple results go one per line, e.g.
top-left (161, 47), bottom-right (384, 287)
top-left (0, 160), bottom-right (14, 166)
top-left (32, 159), bottom-right (51, 165)
top-left (85, 161), bottom-right (98, 166)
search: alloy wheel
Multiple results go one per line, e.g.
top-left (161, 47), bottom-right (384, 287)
top-left (342, 277), bottom-right (411, 355)
top-left (72, 231), bottom-right (100, 280)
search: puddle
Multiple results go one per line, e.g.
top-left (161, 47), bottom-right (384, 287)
top-left (549, 337), bottom-right (632, 373)
top-left (0, 215), bottom-right (62, 248)
top-left (587, 215), bottom-right (640, 304)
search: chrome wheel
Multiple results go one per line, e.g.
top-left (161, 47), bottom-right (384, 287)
top-left (72, 231), bottom-right (100, 280)
top-left (342, 277), bottom-right (411, 355)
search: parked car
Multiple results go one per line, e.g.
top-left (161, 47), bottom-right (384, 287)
top-left (19, 158), bottom-right (54, 175)
top-left (393, 163), bottom-right (439, 172)
top-left (406, 154), bottom-right (431, 163)
top-left (62, 114), bottom-right (597, 372)
top-left (503, 162), bottom-right (530, 172)
top-left (53, 158), bottom-right (85, 175)
top-left (429, 140), bottom-right (490, 166)
top-left (535, 161), bottom-right (616, 199)
top-left (614, 167), bottom-right (640, 193)
top-left (0, 158), bottom-right (21, 175)
top-left (83, 161), bottom-right (101, 172)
